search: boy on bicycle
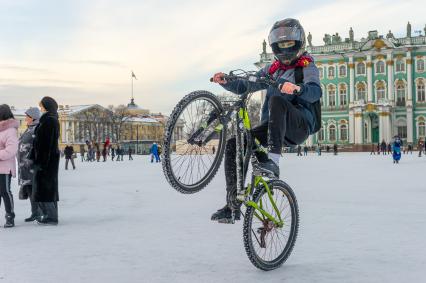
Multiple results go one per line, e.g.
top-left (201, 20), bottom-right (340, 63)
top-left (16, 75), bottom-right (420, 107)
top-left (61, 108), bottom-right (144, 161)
top-left (211, 18), bottom-right (322, 223)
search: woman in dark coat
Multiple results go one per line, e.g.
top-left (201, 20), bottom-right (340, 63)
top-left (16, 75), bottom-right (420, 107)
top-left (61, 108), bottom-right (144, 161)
top-left (31, 97), bottom-right (60, 225)
top-left (18, 107), bottom-right (42, 222)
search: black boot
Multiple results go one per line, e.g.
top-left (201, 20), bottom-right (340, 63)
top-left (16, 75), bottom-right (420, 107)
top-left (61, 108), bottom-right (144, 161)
top-left (36, 216), bottom-right (58, 225)
top-left (211, 205), bottom-right (240, 224)
top-left (4, 213), bottom-right (15, 228)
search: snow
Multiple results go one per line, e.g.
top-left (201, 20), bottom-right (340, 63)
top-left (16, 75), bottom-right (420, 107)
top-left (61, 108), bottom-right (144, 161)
top-left (1, 152), bottom-right (426, 283)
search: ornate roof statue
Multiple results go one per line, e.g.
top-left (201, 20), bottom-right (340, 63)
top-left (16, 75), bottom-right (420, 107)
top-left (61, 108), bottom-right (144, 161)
top-left (424, 24), bottom-right (426, 36)
top-left (307, 32), bottom-right (312, 47)
top-left (349, 27), bottom-right (354, 42)
top-left (386, 30), bottom-right (394, 39)
top-left (262, 39), bottom-right (267, 54)
top-left (323, 34), bottom-right (331, 45)
top-left (407, 21), bottom-right (412, 37)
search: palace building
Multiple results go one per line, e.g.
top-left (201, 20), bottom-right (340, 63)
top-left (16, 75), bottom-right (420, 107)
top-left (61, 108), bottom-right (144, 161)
top-left (255, 22), bottom-right (426, 150)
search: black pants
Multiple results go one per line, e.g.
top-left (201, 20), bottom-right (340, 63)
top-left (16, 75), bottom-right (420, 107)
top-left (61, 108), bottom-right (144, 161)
top-left (38, 202), bottom-right (58, 221)
top-left (0, 174), bottom-right (14, 216)
top-left (224, 96), bottom-right (310, 205)
top-left (65, 158), bottom-right (75, 170)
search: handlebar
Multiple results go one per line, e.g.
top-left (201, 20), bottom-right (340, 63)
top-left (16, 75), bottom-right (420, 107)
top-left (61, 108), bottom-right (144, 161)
top-left (210, 72), bottom-right (301, 95)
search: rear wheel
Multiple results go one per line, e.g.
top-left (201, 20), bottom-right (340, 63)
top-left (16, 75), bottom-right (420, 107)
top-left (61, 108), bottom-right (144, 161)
top-left (243, 179), bottom-right (299, 271)
top-left (162, 90), bottom-right (226, 194)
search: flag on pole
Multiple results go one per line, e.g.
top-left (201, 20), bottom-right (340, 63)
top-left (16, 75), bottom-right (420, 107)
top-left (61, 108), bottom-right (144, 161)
top-left (132, 71), bottom-right (137, 80)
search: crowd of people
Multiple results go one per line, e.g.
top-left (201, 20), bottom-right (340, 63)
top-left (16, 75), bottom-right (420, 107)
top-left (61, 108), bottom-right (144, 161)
top-left (0, 97), bottom-right (60, 228)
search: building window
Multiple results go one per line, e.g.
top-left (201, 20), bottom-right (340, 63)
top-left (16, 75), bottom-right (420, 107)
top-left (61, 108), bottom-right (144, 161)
top-left (340, 124), bottom-right (348, 141)
top-left (339, 84), bottom-right (347, 106)
top-left (328, 85), bottom-right (336, 106)
top-left (416, 59), bottom-right (424, 72)
top-left (339, 65), bottom-right (346, 77)
top-left (376, 61), bottom-right (385, 74)
top-left (319, 67), bottom-right (324, 79)
top-left (356, 82), bottom-right (366, 101)
top-left (395, 59), bottom-right (405, 72)
top-left (397, 126), bottom-right (407, 139)
top-left (364, 122), bottom-right (368, 142)
top-left (356, 62), bottom-right (365, 75)
top-left (417, 80), bottom-right (425, 102)
top-left (318, 127), bottom-right (324, 141)
top-left (396, 81), bottom-right (406, 106)
top-left (328, 66), bottom-right (335, 78)
top-left (418, 120), bottom-right (426, 138)
top-left (376, 81), bottom-right (386, 101)
top-left (329, 125), bottom-right (336, 141)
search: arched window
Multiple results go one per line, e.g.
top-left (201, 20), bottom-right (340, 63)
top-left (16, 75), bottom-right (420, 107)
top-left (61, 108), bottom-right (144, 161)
top-left (339, 84), bottom-right (347, 105)
top-left (339, 65), bottom-right (346, 77)
top-left (396, 59), bottom-right (405, 72)
top-left (340, 124), bottom-right (348, 141)
top-left (329, 125), bottom-right (336, 141)
top-left (328, 66), bottom-right (335, 78)
top-left (376, 61), bottom-right (385, 74)
top-left (396, 81), bottom-right (406, 106)
top-left (376, 81), bottom-right (386, 101)
top-left (319, 67), bottom-right (324, 79)
top-left (328, 85), bottom-right (336, 106)
top-left (416, 59), bottom-right (424, 72)
top-left (417, 79), bottom-right (425, 102)
top-left (356, 62), bottom-right (366, 75)
top-left (356, 82), bottom-right (366, 101)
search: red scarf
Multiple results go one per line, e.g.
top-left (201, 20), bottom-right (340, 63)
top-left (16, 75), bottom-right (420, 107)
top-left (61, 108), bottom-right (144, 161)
top-left (268, 55), bottom-right (313, 76)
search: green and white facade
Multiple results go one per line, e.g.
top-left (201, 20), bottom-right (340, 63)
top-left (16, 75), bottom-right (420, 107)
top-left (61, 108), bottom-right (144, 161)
top-left (255, 24), bottom-right (426, 149)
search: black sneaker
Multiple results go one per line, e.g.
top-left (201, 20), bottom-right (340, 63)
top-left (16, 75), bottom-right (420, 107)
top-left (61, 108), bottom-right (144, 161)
top-left (211, 205), bottom-right (240, 224)
top-left (4, 213), bottom-right (15, 228)
top-left (25, 215), bottom-right (38, 222)
top-left (253, 159), bottom-right (280, 178)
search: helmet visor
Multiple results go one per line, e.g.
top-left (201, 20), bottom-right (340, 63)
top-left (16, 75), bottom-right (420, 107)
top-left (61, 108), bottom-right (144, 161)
top-left (268, 26), bottom-right (303, 45)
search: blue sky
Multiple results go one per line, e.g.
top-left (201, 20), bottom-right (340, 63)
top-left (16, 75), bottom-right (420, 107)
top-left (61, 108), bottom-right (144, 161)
top-left (0, 0), bottom-right (425, 114)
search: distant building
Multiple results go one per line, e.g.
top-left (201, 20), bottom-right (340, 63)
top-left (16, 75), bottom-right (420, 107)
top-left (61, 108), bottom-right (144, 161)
top-left (255, 22), bottom-right (426, 150)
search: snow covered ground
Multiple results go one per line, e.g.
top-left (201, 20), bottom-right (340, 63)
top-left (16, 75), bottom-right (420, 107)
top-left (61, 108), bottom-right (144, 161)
top-left (1, 152), bottom-right (426, 283)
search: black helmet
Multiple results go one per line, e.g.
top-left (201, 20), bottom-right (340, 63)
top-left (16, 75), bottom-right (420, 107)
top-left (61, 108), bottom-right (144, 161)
top-left (268, 18), bottom-right (306, 65)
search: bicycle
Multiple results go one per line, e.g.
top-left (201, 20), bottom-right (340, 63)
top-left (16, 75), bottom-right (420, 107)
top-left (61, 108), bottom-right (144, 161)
top-left (162, 70), bottom-right (299, 271)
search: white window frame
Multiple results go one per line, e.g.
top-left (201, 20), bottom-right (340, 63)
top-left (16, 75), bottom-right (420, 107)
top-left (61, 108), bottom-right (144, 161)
top-left (375, 60), bottom-right (385, 74)
top-left (338, 65), bottom-right (347, 78)
top-left (356, 62), bottom-right (366, 76)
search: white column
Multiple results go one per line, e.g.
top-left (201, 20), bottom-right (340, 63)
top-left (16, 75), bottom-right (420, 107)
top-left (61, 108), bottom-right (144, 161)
top-left (366, 54), bottom-right (373, 102)
top-left (406, 51), bottom-right (413, 143)
top-left (379, 113), bottom-right (385, 142)
top-left (354, 111), bottom-right (363, 144)
top-left (406, 51), bottom-right (413, 102)
top-left (62, 121), bottom-right (67, 143)
top-left (349, 109), bottom-right (355, 143)
top-left (386, 53), bottom-right (394, 101)
top-left (71, 121), bottom-right (75, 143)
top-left (349, 57), bottom-right (355, 103)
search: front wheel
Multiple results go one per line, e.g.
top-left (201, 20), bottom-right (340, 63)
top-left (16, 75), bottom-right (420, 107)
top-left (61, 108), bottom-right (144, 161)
top-left (162, 90), bottom-right (227, 194)
top-left (243, 179), bottom-right (299, 271)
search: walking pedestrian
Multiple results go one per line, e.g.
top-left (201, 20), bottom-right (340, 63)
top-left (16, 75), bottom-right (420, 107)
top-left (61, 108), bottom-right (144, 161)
top-left (303, 145), bottom-right (308, 156)
top-left (333, 143), bottom-right (338, 155)
top-left (111, 146), bottom-right (116, 161)
top-left (297, 145), bottom-right (302, 156)
top-left (18, 107), bottom-right (42, 222)
top-left (128, 147), bottom-right (133, 160)
top-left (64, 144), bottom-right (76, 170)
top-left (0, 104), bottom-right (19, 228)
top-left (31, 97), bottom-right (60, 225)
top-left (102, 147), bottom-right (107, 162)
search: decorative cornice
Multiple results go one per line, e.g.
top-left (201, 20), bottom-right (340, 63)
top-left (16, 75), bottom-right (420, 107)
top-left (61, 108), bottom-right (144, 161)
top-left (354, 113), bottom-right (363, 117)
top-left (386, 60), bottom-right (394, 66)
top-left (348, 63), bottom-right (355, 68)
top-left (366, 62), bottom-right (373, 67)
top-left (406, 58), bottom-right (413, 64)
